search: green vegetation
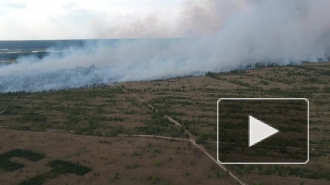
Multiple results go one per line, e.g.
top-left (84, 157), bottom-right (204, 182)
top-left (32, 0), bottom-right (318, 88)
top-left (19, 160), bottom-right (91, 185)
top-left (0, 149), bottom-right (45, 171)
top-left (135, 110), bottom-right (185, 137)
top-left (145, 175), bottom-right (160, 184)
top-left (16, 113), bottom-right (48, 123)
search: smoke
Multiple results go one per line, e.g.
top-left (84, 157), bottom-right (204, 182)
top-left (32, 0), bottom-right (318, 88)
top-left (177, 0), bottom-right (249, 36)
top-left (92, 0), bottom-right (249, 38)
top-left (1, 0), bottom-right (330, 92)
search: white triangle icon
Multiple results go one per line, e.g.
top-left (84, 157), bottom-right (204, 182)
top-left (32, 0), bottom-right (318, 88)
top-left (249, 115), bottom-right (279, 147)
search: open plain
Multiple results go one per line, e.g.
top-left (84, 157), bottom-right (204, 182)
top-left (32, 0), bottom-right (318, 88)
top-left (1, 62), bottom-right (330, 185)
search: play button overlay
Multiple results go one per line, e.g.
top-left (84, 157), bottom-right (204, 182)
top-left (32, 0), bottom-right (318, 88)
top-left (217, 98), bottom-right (309, 164)
top-left (249, 115), bottom-right (279, 147)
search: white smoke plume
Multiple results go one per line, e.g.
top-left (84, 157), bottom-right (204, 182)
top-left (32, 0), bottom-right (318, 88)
top-left (1, 0), bottom-right (330, 92)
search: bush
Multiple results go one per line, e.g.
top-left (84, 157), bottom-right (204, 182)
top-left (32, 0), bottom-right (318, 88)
top-left (0, 149), bottom-right (45, 172)
top-left (19, 160), bottom-right (91, 185)
top-left (16, 113), bottom-right (47, 123)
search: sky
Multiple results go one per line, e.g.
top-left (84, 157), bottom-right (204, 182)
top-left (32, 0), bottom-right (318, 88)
top-left (0, 0), bottom-right (185, 40)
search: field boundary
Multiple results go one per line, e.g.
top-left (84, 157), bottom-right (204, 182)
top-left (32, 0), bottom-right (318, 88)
top-left (128, 91), bottom-right (247, 185)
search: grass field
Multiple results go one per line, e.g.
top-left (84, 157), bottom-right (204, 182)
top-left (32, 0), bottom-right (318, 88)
top-left (1, 61), bottom-right (330, 185)
top-left (0, 129), bottom-right (235, 185)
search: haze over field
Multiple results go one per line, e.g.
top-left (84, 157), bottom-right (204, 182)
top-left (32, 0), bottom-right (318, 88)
top-left (0, 0), bottom-right (330, 92)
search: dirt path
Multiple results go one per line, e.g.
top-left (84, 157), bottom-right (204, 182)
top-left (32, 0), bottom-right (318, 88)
top-left (129, 91), bottom-right (247, 185)
top-left (0, 96), bottom-right (16, 115)
top-left (0, 102), bottom-right (10, 114)
top-left (131, 92), bottom-right (195, 140)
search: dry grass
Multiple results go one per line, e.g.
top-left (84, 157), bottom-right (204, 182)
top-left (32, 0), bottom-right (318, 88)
top-left (1, 62), bottom-right (330, 184)
top-left (0, 129), bottom-right (235, 185)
